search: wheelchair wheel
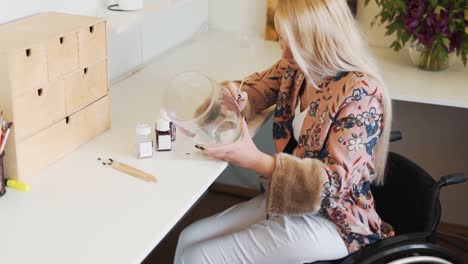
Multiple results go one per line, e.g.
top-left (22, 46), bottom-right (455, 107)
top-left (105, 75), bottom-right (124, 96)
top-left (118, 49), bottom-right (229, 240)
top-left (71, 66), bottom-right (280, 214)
top-left (388, 256), bottom-right (452, 264)
top-left (355, 243), bottom-right (461, 264)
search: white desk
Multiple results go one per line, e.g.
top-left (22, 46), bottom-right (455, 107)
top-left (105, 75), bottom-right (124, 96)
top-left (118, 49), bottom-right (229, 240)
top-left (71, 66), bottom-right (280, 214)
top-left (0, 31), bottom-right (278, 264)
top-left (0, 31), bottom-right (466, 264)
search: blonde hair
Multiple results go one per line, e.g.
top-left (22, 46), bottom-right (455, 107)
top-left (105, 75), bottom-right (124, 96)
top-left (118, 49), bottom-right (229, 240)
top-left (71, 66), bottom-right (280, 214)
top-left (276, 0), bottom-right (392, 185)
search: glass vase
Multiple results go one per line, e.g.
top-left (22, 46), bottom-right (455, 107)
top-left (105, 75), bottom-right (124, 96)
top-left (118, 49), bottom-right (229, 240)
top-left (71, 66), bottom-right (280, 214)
top-left (408, 42), bottom-right (455, 71)
top-left (162, 71), bottom-right (242, 146)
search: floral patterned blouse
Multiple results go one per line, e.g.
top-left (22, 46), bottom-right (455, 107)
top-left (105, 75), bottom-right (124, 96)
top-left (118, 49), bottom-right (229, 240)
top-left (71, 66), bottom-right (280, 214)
top-left (238, 59), bottom-right (391, 253)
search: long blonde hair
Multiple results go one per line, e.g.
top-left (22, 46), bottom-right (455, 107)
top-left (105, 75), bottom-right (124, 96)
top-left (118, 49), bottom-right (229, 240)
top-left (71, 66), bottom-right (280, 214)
top-left (276, 0), bottom-right (392, 185)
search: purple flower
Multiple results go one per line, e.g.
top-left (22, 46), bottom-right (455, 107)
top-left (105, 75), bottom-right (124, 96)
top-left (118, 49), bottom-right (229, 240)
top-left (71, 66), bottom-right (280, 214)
top-left (416, 26), bottom-right (435, 47)
top-left (403, 15), bottom-right (419, 33)
top-left (449, 31), bottom-right (463, 52)
top-left (406, 0), bottom-right (426, 19)
top-left (402, 0), bottom-right (426, 33)
top-left (427, 11), bottom-right (451, 35)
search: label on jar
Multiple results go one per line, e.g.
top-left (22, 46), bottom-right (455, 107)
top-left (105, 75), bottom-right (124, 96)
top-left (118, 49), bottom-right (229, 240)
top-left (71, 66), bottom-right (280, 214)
top-left (138, 141), bottom-right (153, 158)
top-left (157, 135), bottom-right (172, 151)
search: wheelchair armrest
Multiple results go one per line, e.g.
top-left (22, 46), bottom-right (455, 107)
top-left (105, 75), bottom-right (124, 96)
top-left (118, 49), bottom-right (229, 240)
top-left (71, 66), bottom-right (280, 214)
top-left (438, 173), bottom-right (467, 187)
top-left (340, 232), bottom-right (431, 264)
top-left (389, 131), bottom-right (402, 142)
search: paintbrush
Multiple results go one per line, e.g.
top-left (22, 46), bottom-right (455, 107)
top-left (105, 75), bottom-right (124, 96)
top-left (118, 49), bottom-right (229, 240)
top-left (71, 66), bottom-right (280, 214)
top-left (98, 158), bottom-right (157, 182)
top-left (109, 158), bottom-right (157, 182)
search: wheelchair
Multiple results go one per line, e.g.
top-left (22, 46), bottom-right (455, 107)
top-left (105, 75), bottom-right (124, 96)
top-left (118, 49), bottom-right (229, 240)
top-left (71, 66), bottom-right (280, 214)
top-left (306, 131), bottom-right (467, 264)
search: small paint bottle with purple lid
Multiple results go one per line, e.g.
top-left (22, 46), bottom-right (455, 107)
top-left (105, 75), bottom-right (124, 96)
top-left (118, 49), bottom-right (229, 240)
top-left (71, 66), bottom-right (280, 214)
top-left (156, 119), bottom-right (172, 151)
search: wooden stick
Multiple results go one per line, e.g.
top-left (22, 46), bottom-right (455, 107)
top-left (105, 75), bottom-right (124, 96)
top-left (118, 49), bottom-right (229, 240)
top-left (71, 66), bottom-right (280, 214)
top-left (113, 163), bottom-right (156, 182)
top-left (110, 162), bottom-right (155, 182)
top-left (98, 158), bottom-right (157, 182)
top-left (109, 158), bottom-right (157, 182)
top-left (238, 78), bottom-right (248, 91)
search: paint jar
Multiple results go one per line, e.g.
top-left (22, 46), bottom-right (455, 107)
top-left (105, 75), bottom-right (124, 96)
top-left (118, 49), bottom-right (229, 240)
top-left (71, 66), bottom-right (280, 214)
top-left (156, 119), bottom-right (172, 151)
top-left (136, 124), bottom-right (153, 158)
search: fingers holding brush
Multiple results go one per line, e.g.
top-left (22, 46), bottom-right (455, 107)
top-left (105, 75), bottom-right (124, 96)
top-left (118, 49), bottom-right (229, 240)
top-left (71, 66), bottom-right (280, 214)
top-left (225, 82), bottom-right (248, 112)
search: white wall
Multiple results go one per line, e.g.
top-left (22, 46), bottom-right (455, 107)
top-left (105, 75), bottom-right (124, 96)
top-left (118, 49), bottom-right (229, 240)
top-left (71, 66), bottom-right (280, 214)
top-left (210, 0), bottom-right (468, 226)
top-left (356, 0), bottom-right (394, 48)
top-left (107, 0), bottom-right (209, 80)
top-left (208, 0), bottom-right (266, 37)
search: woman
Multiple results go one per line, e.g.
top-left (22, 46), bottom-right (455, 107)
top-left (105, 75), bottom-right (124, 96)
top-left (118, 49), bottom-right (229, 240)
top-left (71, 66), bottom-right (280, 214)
top-left (175, 0), bottom-right (393, 263)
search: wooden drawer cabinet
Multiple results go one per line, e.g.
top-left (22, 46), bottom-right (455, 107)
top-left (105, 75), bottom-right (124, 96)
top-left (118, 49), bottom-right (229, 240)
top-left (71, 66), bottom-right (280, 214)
top-left (8, 44), bottom-right (48, 97)
top-left (46, 31), bottom-right (79, 80)
top-left (15, 96), bottom-right (109, 178)
top-left (0, 12), bottom-right (109, 180)
top-left (78, 22), bottom-right (106, 67)
top-left (12, 79), bottom-right (66, 141)
top-left (65, 59), bottom-right (108, 115)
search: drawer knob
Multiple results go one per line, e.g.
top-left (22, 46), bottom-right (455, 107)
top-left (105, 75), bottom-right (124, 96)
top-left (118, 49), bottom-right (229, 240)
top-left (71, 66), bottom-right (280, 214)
top-left (89, 26), bottom-right (94, 34)
top-left (59, 37), bottom-right (64, 44)
top-left (25, 49), bottom-right (31, 57)
top-left (65, 116), bottom-right (70, 124)
top-left (37, 88), bottom-right (43, 96)
top-left (83, 67), bottom-right (88, 75)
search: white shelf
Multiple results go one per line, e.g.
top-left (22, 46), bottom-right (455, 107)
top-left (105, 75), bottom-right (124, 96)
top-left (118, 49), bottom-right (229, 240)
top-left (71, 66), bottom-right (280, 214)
top-left (96, 0), bottom-right (174, 34)
top-left (372, 47), bottom-right (468, 109)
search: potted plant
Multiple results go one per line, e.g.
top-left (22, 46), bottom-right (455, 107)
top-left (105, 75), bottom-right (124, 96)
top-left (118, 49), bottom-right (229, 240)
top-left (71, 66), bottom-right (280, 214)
top-left (365, 0), bottom-right (467, 71)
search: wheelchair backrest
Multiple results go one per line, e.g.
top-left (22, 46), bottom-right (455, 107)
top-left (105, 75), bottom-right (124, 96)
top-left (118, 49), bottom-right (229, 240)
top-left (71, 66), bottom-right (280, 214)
top-left (371, 152), bottom-right (440, 235)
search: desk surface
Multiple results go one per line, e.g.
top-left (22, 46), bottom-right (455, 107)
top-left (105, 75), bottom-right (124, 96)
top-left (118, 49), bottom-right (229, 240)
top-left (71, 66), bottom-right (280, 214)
top-left (0, 31), bottom-right (278, 264)
top-left (0, 30), bottom-right (466, 264)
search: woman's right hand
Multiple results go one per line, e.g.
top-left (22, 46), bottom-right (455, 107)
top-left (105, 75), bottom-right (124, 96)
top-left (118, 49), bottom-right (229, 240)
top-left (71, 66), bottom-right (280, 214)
top-left (225, 82), bottom-right (248, 112)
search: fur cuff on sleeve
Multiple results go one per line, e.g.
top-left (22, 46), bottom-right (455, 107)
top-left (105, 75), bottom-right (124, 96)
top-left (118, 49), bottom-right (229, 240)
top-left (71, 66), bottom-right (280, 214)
top-left (266, 153), bottom-right (328, 216)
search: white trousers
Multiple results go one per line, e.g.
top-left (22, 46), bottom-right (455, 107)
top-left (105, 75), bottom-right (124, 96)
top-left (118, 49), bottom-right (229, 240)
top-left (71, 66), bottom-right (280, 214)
top-left (174, 194), bottom-right (348, 264)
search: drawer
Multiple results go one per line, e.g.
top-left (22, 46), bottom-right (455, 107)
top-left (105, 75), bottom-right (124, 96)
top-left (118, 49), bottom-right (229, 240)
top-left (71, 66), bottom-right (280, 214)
top-left (46, 31), bottom-right (79, 80)
top-left (12, 79), bottom-right (66, 141)
top-left (64, 59), bottom-right (108, 114)
top-left (66, 95), bottom-right (110, 146)
top-left (78, 22), bottom-right (106, 67)
top-left (15, 96), bottom-right (110, 178)
top-left (9, 44), bottom-right (48, 97)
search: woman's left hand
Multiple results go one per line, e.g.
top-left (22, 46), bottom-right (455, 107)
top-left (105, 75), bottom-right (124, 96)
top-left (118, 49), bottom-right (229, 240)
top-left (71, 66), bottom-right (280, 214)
top-left (381, 221), bottom-right (395, 237)
top-left (197, 119), bottom-right (275, 176)
top-left (199, 118), bottom-right (257, 169)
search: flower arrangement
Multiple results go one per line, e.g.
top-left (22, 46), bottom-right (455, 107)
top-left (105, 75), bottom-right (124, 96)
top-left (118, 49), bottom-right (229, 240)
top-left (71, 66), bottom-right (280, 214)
top-left (365, 0), bottom-right (467, 70)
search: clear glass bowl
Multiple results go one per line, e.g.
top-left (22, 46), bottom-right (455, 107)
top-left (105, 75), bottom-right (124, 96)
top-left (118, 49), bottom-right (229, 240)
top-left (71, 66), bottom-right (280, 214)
top-left (162, 71), bottom-right (242, 146)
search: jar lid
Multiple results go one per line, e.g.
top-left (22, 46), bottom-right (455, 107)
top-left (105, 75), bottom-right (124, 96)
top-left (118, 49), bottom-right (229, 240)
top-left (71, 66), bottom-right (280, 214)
top-left (136, 124), bottom-right (152, 135)
top-left (157, 118), bottom-right (170, 131)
